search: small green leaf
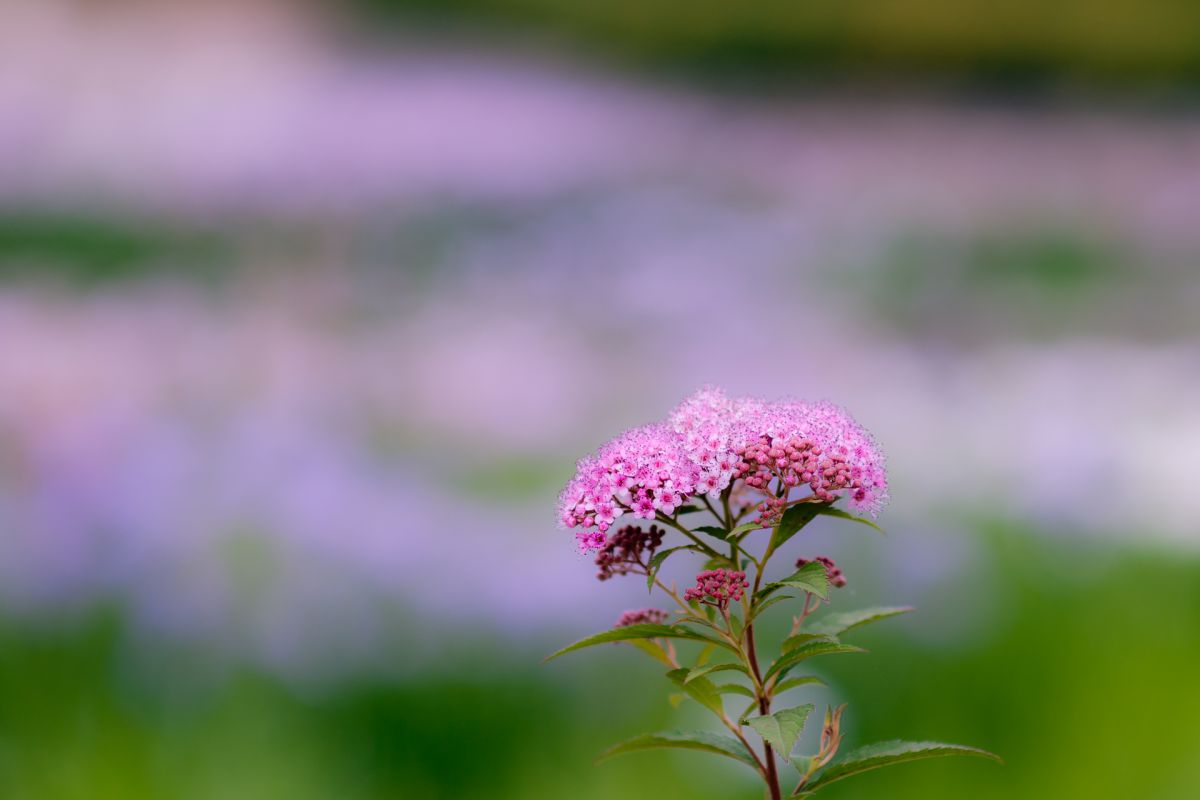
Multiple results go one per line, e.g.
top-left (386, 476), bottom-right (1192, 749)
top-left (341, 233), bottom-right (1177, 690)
top-left (774, 675), bottom-right (826, 694)
top-left (715, 683), bottom-right (756, 698)
top-left (765, 640), bottom-right (866, 682)
top-left (747, 705), bottom-right (814, 763)
top-left (545, 623), bottom-right (726, 662)
top-left (809, 606), bottom-right (914, 637)
top-left (805, 741), bottom-right (1002, 790)
top-left (694, 642), bottom-right (717, 667)
top-left (683, 663), bottom-right (749, 683)
top-left (694, 525), bottom-right (730, 542)
top-left (668, 693), bottom-right (689, 708)
top-left (646, 545), bottom-right (699, 591)
top-left (674, 504), bottom-right (702, 516)
top-left (597, 731), bottom-right (759, 770)
top-left (666, 668), bottom-right (725, 715)
top-left (759, 561), bottom-right (829, 602)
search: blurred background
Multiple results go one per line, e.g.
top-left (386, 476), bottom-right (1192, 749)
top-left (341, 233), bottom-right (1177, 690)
top-left (2, 1), bottom-right (1199, 798)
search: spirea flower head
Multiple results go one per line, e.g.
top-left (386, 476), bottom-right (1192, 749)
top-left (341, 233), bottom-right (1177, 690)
top-left (559, 423), bottom-right (700, 552)
top-left (559, 387), bottom-right (888, 552)
top-left (616, 608), bottom-right (669, 627)
top-left (797, 555), bottom-right (847, 588)
top-left (594, 524), bottom-right (665, 581)
top-left (684, 569), bottom-right (749, 608)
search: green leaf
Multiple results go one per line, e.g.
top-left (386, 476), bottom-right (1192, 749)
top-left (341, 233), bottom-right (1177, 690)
top-left (781, 633), bottom-right (837, 653)
top-left (596, 731), bottom-right (759, 770)
top-left (805, 741), bottom-right (1002, 791)
top-left (747, 594), bottom-right (794, 624)
top-left (773, 675), bottom-right (826, 693)
top-left (702, 555), bottom-right (737, 570)
top-left (767, 504), bottom-right (824, 554)
top-left (747, 705), bottom-right (814, 763)
top-left (646, 545), bottom-right (699, 591)
top-left (627, 639), bottom-right (675, 667)
top-left (729, 521), bottom-right (767, 542)
top-left (693, 525), bottom-right (730, 542)
top-left (715, 683), bottom-right (756, 698)
top-left (765, 640), bottom-right (866, 682)
top-left (766, 504), bottom-right (884, 560)
top-left (815, 506), bottom-right (885, 534)
top-left (683, 663), bottom-right (749, 683)
top-left (666, 668), bottom-right (725, 715)
top-left (674, 504), bottom-right (702, 516)
top-left (809, 606), bottom-right (915, 637)
top-left (544, 623), bottom-right (723, 662)
top-left (759, 561), bottom-right (829, 601)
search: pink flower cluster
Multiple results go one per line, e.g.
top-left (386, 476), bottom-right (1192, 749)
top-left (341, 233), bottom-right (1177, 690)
top-left (797, 556), bottom-right (847, 588)
top-left (684, 569), bottom-right (749, 608)
top-left (560, 387), bottom-right (887, 552)
top-left (616, 608), bottom-right (670, 627)
top-left (559, 423), bottom-right (702, 552)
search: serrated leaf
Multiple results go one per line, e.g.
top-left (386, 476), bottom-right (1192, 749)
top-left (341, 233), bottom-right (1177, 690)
top-left (805, 740), bottom-right (1002, 790)
top-left (646, 545), bottom-right (699, 591)
top-left (809, 606), bottom-right (914, 637)
top-left (666, 668), bottom-right (725, 715)
top-left (747, 705), bottom-right (814, 763)
top-left (765, 640), bottom-right (866, 682)
top-left (596, 730), bottom-right (759, 770)
top-left (544, 623), bottom-right (726, 662)
top-left (759, 561), bottom-right (829, 602)
top-left (774, 675), bottom-right (826, 693)
top-left (683, 663), bottom-right (749, 683)
top-left (694, 525), bottom-right (731, 542)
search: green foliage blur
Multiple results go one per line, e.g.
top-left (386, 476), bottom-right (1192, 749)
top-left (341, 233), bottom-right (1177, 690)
top-left (1, 528), bottom-right (1195, 799)
top-left (360, 0), bottom-right (1200, 85)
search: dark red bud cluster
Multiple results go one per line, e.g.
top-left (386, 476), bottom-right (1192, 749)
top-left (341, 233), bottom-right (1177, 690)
top-left (595, 524), bottom-right (665, 581)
